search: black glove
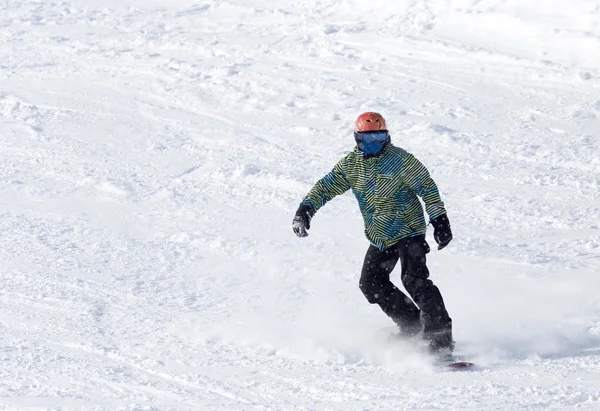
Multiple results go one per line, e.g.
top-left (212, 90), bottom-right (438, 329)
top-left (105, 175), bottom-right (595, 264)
top-left (430, 214), bottom-right (453, 250)
top-left (292, 204), bottom-right (315, 238)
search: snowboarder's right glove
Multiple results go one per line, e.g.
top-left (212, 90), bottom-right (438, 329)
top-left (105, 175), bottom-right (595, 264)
top-left (431, 214), bottom-right (453, 250)
top-left (292, 204), bottom-right (315, 238)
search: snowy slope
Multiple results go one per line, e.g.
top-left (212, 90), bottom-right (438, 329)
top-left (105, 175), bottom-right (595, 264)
top-left (1, 0), bottom-right (600, 409)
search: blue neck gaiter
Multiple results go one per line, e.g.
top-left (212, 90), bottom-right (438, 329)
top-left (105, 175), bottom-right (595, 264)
top-left (355, 132), bottom-right (390, 156)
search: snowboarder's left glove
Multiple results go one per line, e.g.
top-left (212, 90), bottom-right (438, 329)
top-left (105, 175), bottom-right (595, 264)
top-left (431, 214), bottom-right (453, 250)
top-left (292, 204), bottom-right (315, 238)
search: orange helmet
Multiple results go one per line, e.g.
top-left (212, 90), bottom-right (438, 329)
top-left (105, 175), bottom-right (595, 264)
top-left (354, 112), bottom-right (387, 132)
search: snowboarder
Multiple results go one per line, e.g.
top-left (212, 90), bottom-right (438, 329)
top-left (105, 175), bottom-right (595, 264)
top-left (292, 112), bottom-right (454, 355)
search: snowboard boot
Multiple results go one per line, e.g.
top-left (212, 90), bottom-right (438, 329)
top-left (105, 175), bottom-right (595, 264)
top-left (395, 319), bottom-right (422, 338)
top-left (390, 321), bottom-right (422, 341)
top-left (424, 328), bottom-right (454, 361)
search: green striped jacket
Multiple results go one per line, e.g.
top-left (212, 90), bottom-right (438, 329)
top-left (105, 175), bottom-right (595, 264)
top-left (301, 144), bottom-right (447, 250)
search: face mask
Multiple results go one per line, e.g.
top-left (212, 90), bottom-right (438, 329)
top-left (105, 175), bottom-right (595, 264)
top-left (354, 131), bottom-right (390, 155)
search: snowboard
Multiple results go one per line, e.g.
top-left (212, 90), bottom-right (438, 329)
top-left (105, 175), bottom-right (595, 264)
top-left (382, 327), bottom-right (476, 371)
top-left (446, 361), bottom-right (476, 370)
top-left (435, 356), bottom-right (476, 371)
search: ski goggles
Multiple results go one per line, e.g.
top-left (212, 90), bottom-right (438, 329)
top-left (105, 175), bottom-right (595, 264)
top-left (354, 130), bottom-right (389, 144)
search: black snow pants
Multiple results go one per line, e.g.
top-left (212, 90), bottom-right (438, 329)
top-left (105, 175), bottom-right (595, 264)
top-left (359, 235), bottom-right (453, 349)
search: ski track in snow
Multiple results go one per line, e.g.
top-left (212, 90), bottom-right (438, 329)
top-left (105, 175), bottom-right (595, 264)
top-left (1, 0), bottom-right (600, 409)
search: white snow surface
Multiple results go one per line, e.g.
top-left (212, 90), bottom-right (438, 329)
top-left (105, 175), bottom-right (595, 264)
top-left (1, 0), bottom-right (600, 409)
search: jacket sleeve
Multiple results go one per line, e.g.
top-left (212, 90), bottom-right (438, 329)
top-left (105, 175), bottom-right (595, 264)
top-left (300, 158), bottom-right (351, 212)
top-left (401, 153), bottom-right (447, 221)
